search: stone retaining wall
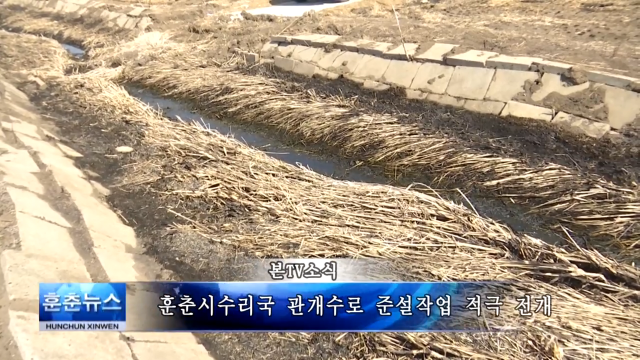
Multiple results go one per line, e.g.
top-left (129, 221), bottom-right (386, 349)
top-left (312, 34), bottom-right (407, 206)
top-left (253, 34), bottom-right (640, 139)
top-left (2, 0), bottom-right (153, 30)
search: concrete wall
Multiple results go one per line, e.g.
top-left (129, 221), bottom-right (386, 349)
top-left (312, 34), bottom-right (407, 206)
top-left (251, 34), bottom-right (640, 139)
top-left (3, 0), bottom-right (153, 30)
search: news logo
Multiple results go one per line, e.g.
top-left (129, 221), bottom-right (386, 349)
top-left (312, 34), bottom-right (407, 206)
top-left (39, 283), bottom-right (126, 331)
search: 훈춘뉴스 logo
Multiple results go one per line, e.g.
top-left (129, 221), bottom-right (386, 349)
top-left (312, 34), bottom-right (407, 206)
top-left (38, 283), bottom-right (127, 331)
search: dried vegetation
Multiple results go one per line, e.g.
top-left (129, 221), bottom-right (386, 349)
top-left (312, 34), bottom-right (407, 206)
top-left (1, 11), bottom-right (639, 360)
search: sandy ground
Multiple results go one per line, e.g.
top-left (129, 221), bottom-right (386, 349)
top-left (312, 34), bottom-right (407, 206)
top-left (133, 0), bottom-right (640, 76)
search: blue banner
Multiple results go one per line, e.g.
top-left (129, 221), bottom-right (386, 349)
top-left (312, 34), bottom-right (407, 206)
top-left (147, 282), bottom-right (472, 332)
top-left (39, 281), bottom-right (552, 332)
top-left (39, 283), bottom-right (127, 331)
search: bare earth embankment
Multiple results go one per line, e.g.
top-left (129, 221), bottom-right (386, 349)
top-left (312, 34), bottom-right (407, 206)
top-left (0, 2), bottom-right (639, 360)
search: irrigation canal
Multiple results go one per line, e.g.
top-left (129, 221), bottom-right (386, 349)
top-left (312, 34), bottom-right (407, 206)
top-left (59, 42), bottom-right (573, 247)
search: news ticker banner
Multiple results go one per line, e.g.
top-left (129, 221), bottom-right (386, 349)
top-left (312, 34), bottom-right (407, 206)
top-left (39, 281), bottom-right (553, 332)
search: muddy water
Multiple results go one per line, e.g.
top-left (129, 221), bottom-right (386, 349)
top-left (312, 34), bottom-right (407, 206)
top-left (63, 44), bottom-right (572, 246)
top-left (129, 87), bottom-right (389, 184)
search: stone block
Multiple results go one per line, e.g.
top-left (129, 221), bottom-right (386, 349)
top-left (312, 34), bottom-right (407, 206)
top-left (585, 70), bottom-right (637, 89)
top-left (552, 112), bottom-right (610, 138)
top-left (274, 56), bottom-right (296, 72)
top-left (314, 70), bottom-right (340, 80)
top-left (426, 94), bottom-right (466, 108)
top-left (115, 14), bottom-right (128, 28)
top-left (358, 41), bottom-right (393, 56)
top-left (445, 66), bottom-right (495, 100)
top-left (7, 187), bottom-right (70, 228)
top-left (334, 39), bottom-right (375, 52)
top-left (1, 169), bottom-right (45, 196)
top-left (3, 102), bottom-right (39, 122)
top-left (463, 100), bottom-right (505, 115)
top-left (292, 62), bottom-right (317, 77)
top-left (2, 82), bottom-right (29, 102)
top-left (409, 63), bottom-right (455, 94)
top-left (136, 16), bottom-right (152, 30)
top-left (485, 55), bottom-right (541, 71)
top-left (381, 60), bottom-right (421, 88)
top-left (383, 43), bottom-right (419, 60)
top-left (1, 115), bottom-right (40, 139)
top-left (344, 74), bottom-right (365, 84)
top-left (485, 69), bottom-right (538, 102)
top-left (128, 6), bottom-right (145, 17)
top-left (0, 146), bottom-right (41, 175)
top-left (98, 10), bottom-right (110, 19)
top-left (243, 52), bottom-right (259, 65)
top-left (106, 11), bottom-right (120, 20)
top-left (530, 73), bottom-right (590, 102)
top-left (602, 85), bottom-right (640, 129)
top-left (14, 212), bottom-right (82, 265)
top-left (532, 59), bottom-right (573, 74)
top-left (275, 44), bottom-right (296, 58)
top-left (290, 46), bottom-right (321, 63)
top-left (406, 89), bottom-right (427, 100)
top-left (351, 55), bottom-right (391, 81)
top-left (316, 49), bottom-right (344, 70)
top-left (57, 143), bottom-right (82, 158)
top-left (363, 80), bottom-right (390, 91)
top-left (329, 52), bottom-right (364, 75)
top-left (500, 101), bottom-right (553, 122)
top-left (71, 193), bottom-right (138, 250)
top-left (290, 34), bottom-right (334, 46)
top-left (308, 35), bottom-right (341, 47)
top-left (93, 248), bottom-right (162, 281)
top-left (414, 43), bottom-right (459, 64)
top-left (271, 35), bottom-right (292, 43)
top-left (124, 18), bottom-right (138, 29)
top-left (445, 50), bottom-right (499, 67)
top-left (2, 250), bottom-right (90, 302)
top-left (260, 41), bottom-right (279, 59)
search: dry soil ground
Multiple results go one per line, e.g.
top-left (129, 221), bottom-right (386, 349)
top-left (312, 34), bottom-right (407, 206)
top-left (136, 0), bottom-right (640, 77)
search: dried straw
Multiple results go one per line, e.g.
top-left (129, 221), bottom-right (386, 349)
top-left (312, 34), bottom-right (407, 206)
top-left (59, 71), bottom-right (640, 360)
top-left (116, 51), bottom-right (639, 258)
top-left (2, 0), bottom-right (638, 259)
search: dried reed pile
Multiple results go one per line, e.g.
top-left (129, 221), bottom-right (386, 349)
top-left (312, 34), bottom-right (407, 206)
top-left (60, 69), bottom-right (640, 359)
top-left (0, 30), bottom-right (69, 75)
top-left (118, 51), bottom-right (639, 257)
top-left (0, 10), bottom-right (131, 51)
